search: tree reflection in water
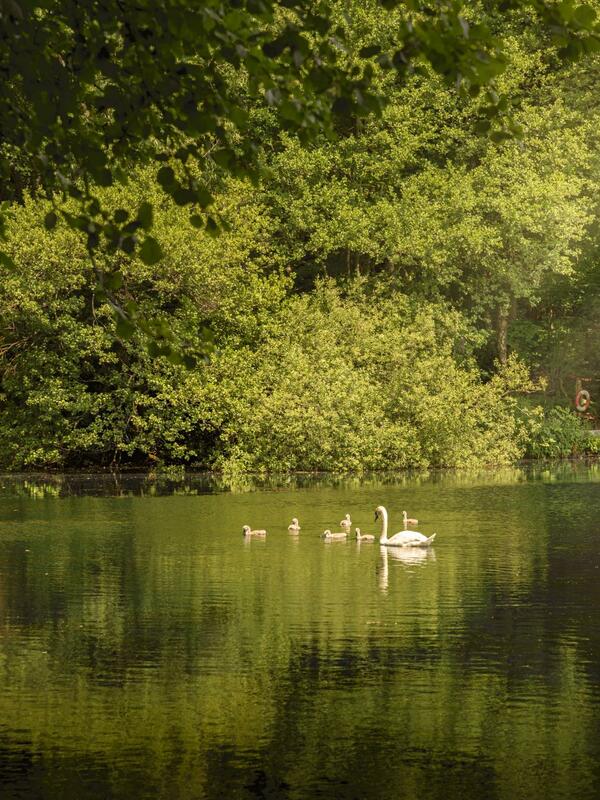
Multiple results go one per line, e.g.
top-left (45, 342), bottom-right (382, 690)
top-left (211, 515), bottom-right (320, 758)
top-left (0, 469), bottom-right (599, 799)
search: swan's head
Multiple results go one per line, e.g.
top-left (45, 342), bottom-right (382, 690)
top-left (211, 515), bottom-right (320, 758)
top-left (355, 527), bottom-right (361, 534)
top-left (242, 525), bottom-right (251, 535)
top-left (322, 529), bottom-right (331, 538)
top-left (375, 506), bottom-right (387, 521)
top-left (291, 518), bottom-right (299, 525)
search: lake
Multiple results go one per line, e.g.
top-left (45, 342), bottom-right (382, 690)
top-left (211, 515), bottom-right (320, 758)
top-left (1, 466), bottom-right (600, 799)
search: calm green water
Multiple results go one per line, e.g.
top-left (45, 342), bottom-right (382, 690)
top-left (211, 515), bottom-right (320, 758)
top-left (1, 467), bottom-right (600, 799)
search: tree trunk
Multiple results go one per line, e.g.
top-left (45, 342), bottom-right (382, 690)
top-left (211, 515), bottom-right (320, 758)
top-left (497, 306), bottom-right (509, 365)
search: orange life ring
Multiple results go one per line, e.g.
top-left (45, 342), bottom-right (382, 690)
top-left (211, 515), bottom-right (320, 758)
top-left (575, 389), bottom-right (591, 412)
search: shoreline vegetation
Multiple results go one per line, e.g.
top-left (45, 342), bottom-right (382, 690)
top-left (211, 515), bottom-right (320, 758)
top-left (4, 461), bottom-right (600, 498)
top-left (1, 190), bottom-right (598, 473)
top-left (2, 6), bottom-right (600, 473)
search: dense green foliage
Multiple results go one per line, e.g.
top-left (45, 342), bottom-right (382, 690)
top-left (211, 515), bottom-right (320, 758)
top-left (0, 188), bottom-right (526, 471)
top-left (0, 0), bottom-right (521, 342)
top-left (1, 0), bottom-right (600, 346)
top-left (0, 175), bottom-right (594, 472)
top-left (2, 1), bottom-right (600, 471)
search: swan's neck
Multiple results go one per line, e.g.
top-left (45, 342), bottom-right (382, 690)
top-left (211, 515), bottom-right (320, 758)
top-left (379, 508), bottom-right (388, 543)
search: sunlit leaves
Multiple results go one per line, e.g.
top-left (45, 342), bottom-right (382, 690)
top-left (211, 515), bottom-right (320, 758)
top-left (1, 0), bottom-right (599, 357)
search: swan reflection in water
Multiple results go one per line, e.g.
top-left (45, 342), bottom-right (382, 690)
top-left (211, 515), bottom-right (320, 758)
top-left (377, 544), bottom-right (436, 592)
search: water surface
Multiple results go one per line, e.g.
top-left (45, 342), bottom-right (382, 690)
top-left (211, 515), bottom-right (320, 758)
top-left (1, 467), bottom-right (600, 799)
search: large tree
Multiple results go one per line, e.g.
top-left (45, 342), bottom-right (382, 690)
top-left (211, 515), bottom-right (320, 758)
top-left (1, 0), bottom-right (598, 352)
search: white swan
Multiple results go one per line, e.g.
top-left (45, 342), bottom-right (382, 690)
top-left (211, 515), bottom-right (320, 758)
top-left (403, 510), bottom-right (418, 527)
top-left (375, 506), bottom-right (435, 547)
top-left (288, 518), bottom-right (301, 532)
top-left (322, 529), bottom-right (347, 540)
top-left (340, 514), bottom-right (352, 529)
top-left (242, 525), bottom-right (267, 537)
top-left (382, 544), bottom-right (434, 565)
top-left (355, 527), bottom-right (374, 542)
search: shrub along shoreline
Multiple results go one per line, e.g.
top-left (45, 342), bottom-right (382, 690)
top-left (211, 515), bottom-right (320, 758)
top-left (0, 191), bottom-right (596, 475)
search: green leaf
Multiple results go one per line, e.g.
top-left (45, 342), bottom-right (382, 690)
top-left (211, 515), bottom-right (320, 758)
top-left (105, 271), bottom-right (123, 290)
top-left (147, 340), bottom-right (161, 357)
top-left (44, 211), bottom-right (57, 230)
top-left (359, 45), bottom-right (381, 57)
top-left (123, 220), bottom-right (142, 234)
top-left (263, 38), bottom-right (287, 58)
top-left (173, 187), bottom-right (196, 206)
top-left (213, 150), bottom-right (232, 169)
top-left (206, 217), bottom-right (219, 237)
top-left (229, 107), bottom-right (248, 128)
top-left (0, 251), bottom-right (16, 270)
top-left (115, 316), bottom-right (136, 339)
top-left (196, 186), bottom-right (214, 207)
top-left (583, 35), bottom-right (600, 52)
top-left (95, 168), bottom-right (113, 187)
top-left (120, 235), bottom-right (136, 254)
top-left (139, 236), bottom-right (164, 265)
top-left (307, 67), bottom-right (333, 92)
top-left (137, 202), bottom-right (153, 230)
top-left (573, 4), bottom-right (596, 27)
top-left (114, 209), bottom-right (128, 224)
top-left (332, 96), bottom-right (353, 118)
top-left (475, 119), bottom-right (491, 134)
top-left (166, 349), bottom-right (184, 365)
top-left (157, 166), bottom-right (175, 188)
top-left (557, 0), bottom-right (574, 21)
